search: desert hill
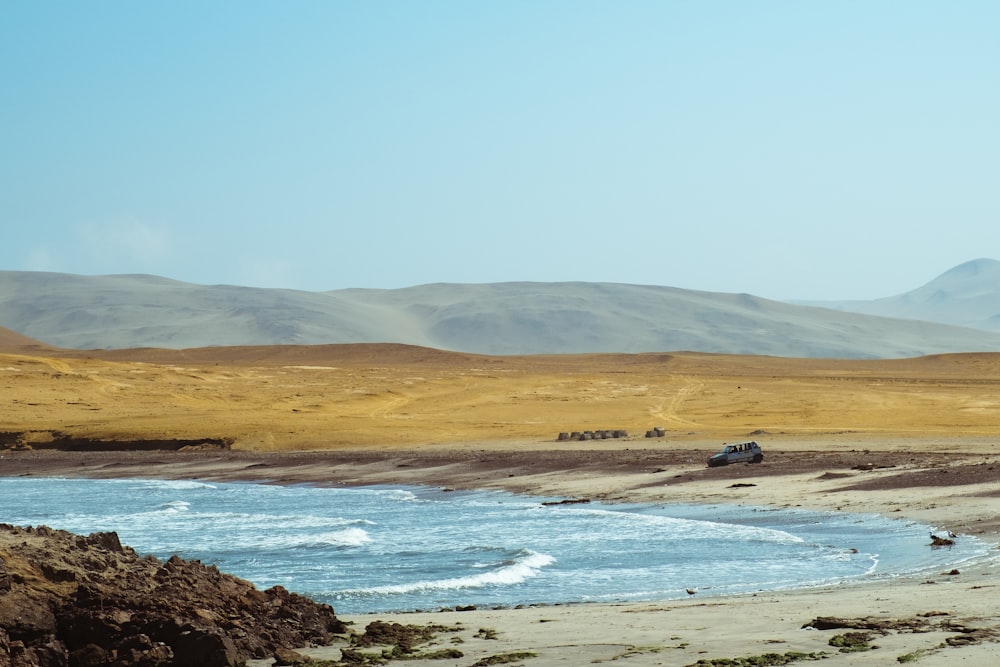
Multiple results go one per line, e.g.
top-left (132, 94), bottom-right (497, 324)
top-left (4, 267), bottom-right (1000, 358)
top-left (809, 258), bottom-right (1000, 332)
top-left (0, 324), bottom-right (53, 352)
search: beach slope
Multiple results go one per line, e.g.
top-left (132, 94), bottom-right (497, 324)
top-left (3, 342), bottom-right (1000, 665)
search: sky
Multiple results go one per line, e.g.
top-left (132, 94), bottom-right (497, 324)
top-left (2, 1), bottom-right (999, 301)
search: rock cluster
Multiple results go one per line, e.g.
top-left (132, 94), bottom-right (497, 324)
top-left (556, 429), bottom-right (629, 441)
top-left (0, 524), bottom-right (346, 666)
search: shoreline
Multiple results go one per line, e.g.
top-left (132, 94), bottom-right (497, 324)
top-left (5, 440), bottom-right (1000, 535)
top-left (5, 443), bottom-right (1000, 666)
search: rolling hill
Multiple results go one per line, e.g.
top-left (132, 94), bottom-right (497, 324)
top-left (3, 265), bottom-right (1000, 358)
top-left (808, 258), bottom-right (1000, 332)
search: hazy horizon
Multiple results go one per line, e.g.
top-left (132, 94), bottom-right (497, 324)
top-left (4, 2), bottom-right (999, 300)
top-left (2, 256), bottom-right (995, 301)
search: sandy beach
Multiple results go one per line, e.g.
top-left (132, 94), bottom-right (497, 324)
top-left (6, 439), bottom-right (1000, 667)
top-left (4, 342), bottom-right (1000, 665)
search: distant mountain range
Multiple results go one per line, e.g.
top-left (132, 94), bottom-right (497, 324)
top-left (2, 259), bottom-right (1000, 359)
top-left (803, 258), bottom-right (1000, 332)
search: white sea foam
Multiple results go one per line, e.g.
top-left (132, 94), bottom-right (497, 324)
top-left (551, 506), bottom-right (805, 545)
top-left (146, 526), bottom-right (373, 553)
top-left (134, 510), bottom-right (372, 530)
top-left (2, 479), bottom-right (992, 615)
top-left (134, 479), bottom-right (217, 490)
top-left (158, 500), bottom-right (190, 513)
top-left (326, 527), bottom-right (373, 547)
top-left (246, 527), bottom-right (373, 550)
top-left (353, 550), bottom-right (556, 596)
top-left (384, 490), bottom-right (418, 502)
top-left (223, 512), bottom-right (372, 528)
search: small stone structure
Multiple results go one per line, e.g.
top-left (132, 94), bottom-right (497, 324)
top-left (556, 429), bottom-right (629, 441)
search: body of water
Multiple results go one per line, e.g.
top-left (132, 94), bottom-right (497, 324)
top-left (0, 477), bottom-right (990, 614)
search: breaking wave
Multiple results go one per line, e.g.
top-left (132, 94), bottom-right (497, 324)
top-left (352, 550), bottom-right (555, 596)
top-left (0, 478), bottom-right (992, 614)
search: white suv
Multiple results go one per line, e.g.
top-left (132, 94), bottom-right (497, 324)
top-left (707, 441), bottom-right (763, 467)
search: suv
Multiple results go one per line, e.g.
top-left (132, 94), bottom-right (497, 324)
top-left (707, 441), bottom-right (763, 467)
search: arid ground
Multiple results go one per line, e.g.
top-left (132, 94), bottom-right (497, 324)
top-left (3, 338), bottom-right (1000, 665)
top-left (6, 342), bottom-right (1000, 449)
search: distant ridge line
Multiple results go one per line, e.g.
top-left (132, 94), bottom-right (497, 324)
top-left (2, 263), bottom-right (1000, 359)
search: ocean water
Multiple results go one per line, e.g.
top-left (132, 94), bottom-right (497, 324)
top-left (0, 477), bottom-right (991, 614)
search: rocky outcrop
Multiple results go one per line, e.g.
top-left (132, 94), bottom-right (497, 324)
top-left (0, 524), bottom-right (346, 666)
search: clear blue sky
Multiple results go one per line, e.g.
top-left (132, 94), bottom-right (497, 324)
top-left (3, 1), bottom-right (998, 300)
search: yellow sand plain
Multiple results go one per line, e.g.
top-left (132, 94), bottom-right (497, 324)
top-left (4, 344), bottom-right (1000, 449)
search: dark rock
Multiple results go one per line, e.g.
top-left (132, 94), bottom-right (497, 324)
top-left (0, 591), bottom-right (58, 643)
top-left (125, 643), bottom-right (176, 666)
top-left (354, 621), bottom-right (437, 652)
top-left (173, 628), bottom-right (240, 667)
top-left (273, 646), bottom-right (311, 665)
top-left (0, 557), bottom-right (10, 593)
top-left (40, 564), bottom-right (75, 583)
top-left (338, 647), bottom-right (367, 664)
top-left (67, 644), bottom-right (109, 667)
top-left (0, 523), bottom-right (346, 667)
top-left (56, 608), bottom-right (123, 653)
top-left (20, 638), bottom-right (68, 667)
